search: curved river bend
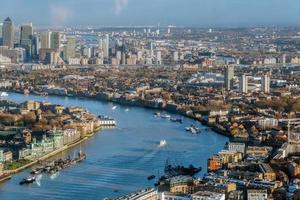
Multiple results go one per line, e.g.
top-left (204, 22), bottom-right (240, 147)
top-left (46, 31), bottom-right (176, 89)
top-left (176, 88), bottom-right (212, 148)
top-left (0, 93), bottom-right (228, 200)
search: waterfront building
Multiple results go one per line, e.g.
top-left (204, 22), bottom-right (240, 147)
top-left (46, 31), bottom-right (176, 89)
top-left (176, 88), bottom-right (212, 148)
top-left (208, 155), bottom-right (222, 172)
top-left (2, 17), bottom-right (14, 48)
top-left (0, 163), bottom-right (3, 176)
top-left (227, 142), bottom-right (246, 154)
top-left (0, 149), bottom-right (13, 163)
top-left (20, 23), bottom-right (33, 60)
top-left (169, 176), bottom-right (195, 194)
top-left (159, 192), bottom-right (190, 200)
top-left (192, 191), bottom-right (225, 200)
top-left (21, 100), bottom-right (40, 111)
top-left (239, 74), bottom-right (248, 94)
top-left (261, 74), bottom-right (270, 93)
top-left (117, 188), bottom-right (158, 200)
top-left (224, 65), bottom-right (234, 91)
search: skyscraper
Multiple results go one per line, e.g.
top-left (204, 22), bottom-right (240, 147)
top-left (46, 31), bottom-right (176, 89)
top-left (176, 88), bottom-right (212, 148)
top-left (102, 34), bottom-right (109, 58)
top-left (2, 17), bottom-right (14, 48)
top-left (20, 23), bottom-right (33, 60)
top-left (224, 65), bottom-right (234, 91)
top-left (0, 23), bottom-right (3, 45)
top-left (239, 74), bottom-right (248, 94)
top-left (261, 74), bottom-right (270, 93)
top-left (40, 32), bottom-right (51, 49)
top-left (50, 32), bottom-right (60, 49)
top-left (63, 36), bottom-right (76, 62)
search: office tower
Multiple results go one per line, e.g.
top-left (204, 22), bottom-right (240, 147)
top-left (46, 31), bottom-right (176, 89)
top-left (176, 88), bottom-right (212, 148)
top-left (102, 34), bottom-right (109, 58)
top-left (31, 35), bottom-right (40, 59)
top-left (0, 23), bottom-right (3, 45)
top-left (261, 74), bottom-right (270, 93)
top-left (20, 23), bottom-right (33, 60)
top-left (156, 51), bottom-right (162, 65)
top-left (224, 65), bottom-right (234, 91)
top-left (50, 32), bottom-right (60, 49)
top-left (40, 32), bottom-right (51, 49)
top-left (116, 51), bottom-right (122, 64)
top-left (63, 36), bottom-right (76, 61)
top-left (2, 17), bottom-right (14, 48)
top-left (239, 74), bottom-right (248, 94)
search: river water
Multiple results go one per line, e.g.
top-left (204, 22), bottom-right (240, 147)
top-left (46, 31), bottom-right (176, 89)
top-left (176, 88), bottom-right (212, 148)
top-left (0, 93), bottom-right (228, 200)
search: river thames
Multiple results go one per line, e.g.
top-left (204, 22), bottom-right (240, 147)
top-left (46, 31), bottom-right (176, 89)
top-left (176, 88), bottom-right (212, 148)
top-left (0, 93), bottom-right (228, 200)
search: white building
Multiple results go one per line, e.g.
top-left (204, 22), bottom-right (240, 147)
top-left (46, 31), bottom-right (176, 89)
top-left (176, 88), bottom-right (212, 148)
top-left (261, 74), bottom-right (270, 93)
top-left (228, 142), bottom-right (246, 154)
top-left (159, 192), bottom-right (190, 200)
top-left (239, 74), bottom-right (248, 94)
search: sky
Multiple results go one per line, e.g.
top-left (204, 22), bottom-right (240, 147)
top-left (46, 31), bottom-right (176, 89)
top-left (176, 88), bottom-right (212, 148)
top-left (1, 0), bottom-right (300, 27)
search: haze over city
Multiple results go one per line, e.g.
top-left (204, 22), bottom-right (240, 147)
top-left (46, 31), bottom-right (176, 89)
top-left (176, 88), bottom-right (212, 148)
top-left (1, 0), bottom-right (300, 27)
top-left (1, 0), bottom-right (300, 200)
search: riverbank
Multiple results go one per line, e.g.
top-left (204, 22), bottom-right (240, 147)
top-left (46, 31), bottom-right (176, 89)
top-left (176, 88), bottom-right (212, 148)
top-left (2, 132), bottom-right (95, 179)
top-left (7, 89), bottom-right (201, 119)
top-left (0, 91), bottom-right (229, 200)
top-left (5, 89), bottom-right (233, 140)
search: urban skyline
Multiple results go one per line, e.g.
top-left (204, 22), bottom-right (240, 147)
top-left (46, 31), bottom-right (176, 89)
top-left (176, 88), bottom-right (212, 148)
top-left (1, 0), bottom-right (300, 27)
top-left (1, 1), bottom-right (300, 200)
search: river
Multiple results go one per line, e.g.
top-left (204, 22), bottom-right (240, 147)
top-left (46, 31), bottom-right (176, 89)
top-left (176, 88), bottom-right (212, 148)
top-left (0, 93), bottom-right (228, 200)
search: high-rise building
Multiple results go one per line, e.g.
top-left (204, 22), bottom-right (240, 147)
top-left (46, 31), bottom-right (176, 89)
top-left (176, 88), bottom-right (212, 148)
top-left (224, 65), bottom-right (234, 91)
top-left (156, 50), bottom-right (162, 65)
top-left (63, 36), bottom-right (76, 62)
top-left (0, 23), bottom-right (3, 45)
top-left (239, 74), bottom-right (248, 94)
top-left (2, 17), bottom-right (14, 48)
top-left (31, 35), bottom-right (40, 59)
top-left (102, 34), bottom-right (109, 58)
top-left (20, 23), bottom-right (33, 60)
top-left (40, 32), bottom-right (51, 49)
top-left (50, 32), bottom-right (60, 49)
top-left (261, 74), bottom-right (270, 93)
top-left (40, 31), bottom-right (60, 50)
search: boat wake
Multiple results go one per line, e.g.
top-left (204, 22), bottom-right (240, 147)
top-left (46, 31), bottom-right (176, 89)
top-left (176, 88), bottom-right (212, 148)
top-left (158, 140), bottom-right (167, 148)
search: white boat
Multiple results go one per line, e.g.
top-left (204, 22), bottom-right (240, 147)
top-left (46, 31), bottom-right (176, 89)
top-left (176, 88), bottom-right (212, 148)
top-left (0, 92), bottom-right (8, 97)
top-left (112, 106), bottom-right (117, 110)
top-left (158, 140), bottom-right (167, 147)
top-left (125, 108), bottom-right (129, 112)
top-left (161, 114), bottom-right (171, 119)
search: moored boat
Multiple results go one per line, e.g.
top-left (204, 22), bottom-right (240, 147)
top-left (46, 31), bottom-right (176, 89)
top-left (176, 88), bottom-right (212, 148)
top-left (19, 176), bottom-right (36, 185)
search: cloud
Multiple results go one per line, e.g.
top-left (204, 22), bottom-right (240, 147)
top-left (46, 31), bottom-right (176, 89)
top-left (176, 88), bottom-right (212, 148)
top-left (50, 5), bottom-right (73, 26)
top-left (114, 0), bottom-right (128, 15)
